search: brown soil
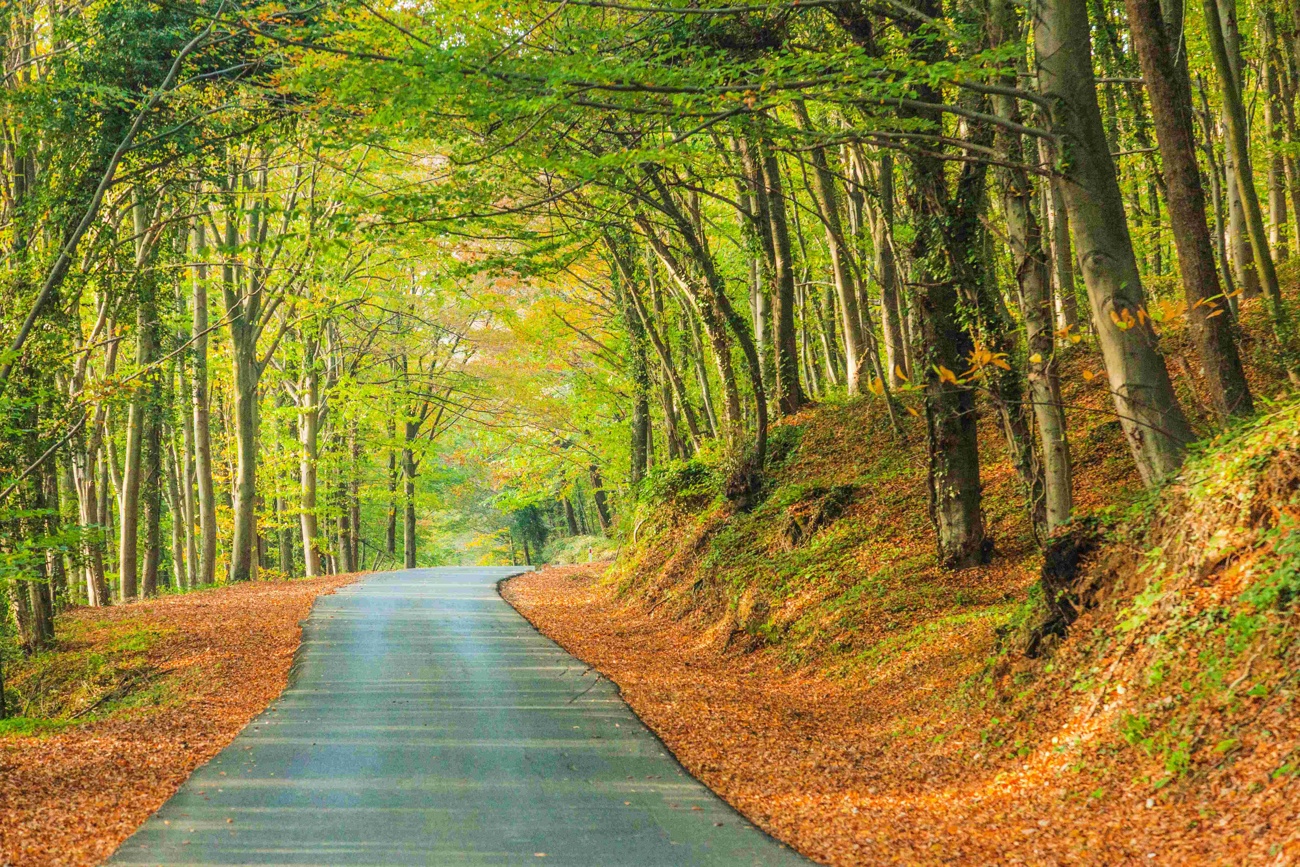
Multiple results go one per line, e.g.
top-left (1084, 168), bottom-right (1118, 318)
top-left (0, 574), bottom-right (360, 867)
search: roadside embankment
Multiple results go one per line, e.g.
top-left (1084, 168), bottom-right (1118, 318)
top-left (505, 397), bottom-right (1300, 864)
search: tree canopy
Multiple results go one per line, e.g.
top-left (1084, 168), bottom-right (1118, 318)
top-left (3, 0), bottom-right (1298, 660)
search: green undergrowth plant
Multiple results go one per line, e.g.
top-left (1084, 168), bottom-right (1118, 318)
top-left (613, 397), bottom-right (1063, 673)
top-left (543, 534), bottom-right (619, 565)
top-left (980, 396), bottom-right (1300, 781)
top-left (1, 619), bottom-right (172, 729)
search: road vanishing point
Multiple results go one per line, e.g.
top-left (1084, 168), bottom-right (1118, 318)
top-left (109, 567), bottom-right (812, 866)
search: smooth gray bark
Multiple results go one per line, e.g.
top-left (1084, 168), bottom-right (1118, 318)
top-left (191, 219), bottom-right (217, 587)
top-left (1035, 0), bottom-right (1196, 485)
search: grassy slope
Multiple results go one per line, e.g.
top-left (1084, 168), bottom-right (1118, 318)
top-left (616, 344), bottom-right (1138, 675)
top-left (603, 295), bottom-right (1300, 861)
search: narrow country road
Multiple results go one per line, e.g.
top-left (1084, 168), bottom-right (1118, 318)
top-left (108, 568), bottom-right (811, 866)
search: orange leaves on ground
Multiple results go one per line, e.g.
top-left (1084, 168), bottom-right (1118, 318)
top-left (507, 562), bottom-right (1300, 867)
top-left (0, 574), bottom-right (360, 867)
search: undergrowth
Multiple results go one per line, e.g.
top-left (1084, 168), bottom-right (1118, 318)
top-left (607, 327), bottom-right (1300, 811)
top-left (1, 618), bottom-right (171, 730)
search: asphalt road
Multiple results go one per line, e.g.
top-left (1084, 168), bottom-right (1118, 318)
top-left (108, 567), bottom-right (812, 866)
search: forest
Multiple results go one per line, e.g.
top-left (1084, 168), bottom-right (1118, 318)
top-left (0, 0), bottom-right (1293, 635)
top-left (5, 0), bottom-right (1300, 840)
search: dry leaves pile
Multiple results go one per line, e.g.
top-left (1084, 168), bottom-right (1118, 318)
top-left (0, 574), bottom-right (359, 867)
top-left (504, 566), bottom-right (1300, 865)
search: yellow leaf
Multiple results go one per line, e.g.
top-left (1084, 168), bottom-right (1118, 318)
top-left (906, 406), bottom-right (920, 417)
top-left (894, 365), bottom-right (909, 383)
top-left (992, 356), bottom-right (1011, 370)
top-left (1082, 369), bottom-right (1096, 381)
top-left (1029, 352), bottom-right (1043, 364)
top-left (867, 377), bottom-right (885, 396)
top-left (936, 365), bottom-right (960, 385)
top-left (1069, 333), bottom-right (1082, 344)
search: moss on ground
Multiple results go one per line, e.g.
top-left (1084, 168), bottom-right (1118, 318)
top-left (2, 617), bottom-right (173, 728)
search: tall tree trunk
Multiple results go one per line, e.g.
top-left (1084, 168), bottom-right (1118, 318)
top-left (176, 311), bottom-right (198, 590)
top-left (348, 421), bottom-right (360, 569)
top-left (1263, 8), bottom-right (1289, 260)
top-left (1205, 0), bottom-right (1289, 338)
top-left (627, 316), bottom-right (652, 484)
top-left (191, 219), bottom-right (217, 587)
top-left (1126, 0), bottom-right (1254, 419)
top-left (989, 0), bottom-right (1074, 532)
top-left (229, 340), bottom-right (258, 583)
top-left (276, 492), bottom-right (295, 577)
top-left (736, 138), bottom-right (777, 396)
top-left (1035, 0), bottom-right (1197, 485)
top-left (272, 396), bottom-right (295, 579)
top-left (589, 465), bottom-right (612, 534)
top-left (682, 304), bottom-right (719, 438)
top-left (141, 402), bottom-right (162, 596)
top-left (9, 468), bottom-right (54, 646)
top-left (403, 439), bottom-right (417, 569)
top-left (1194, 76), bottom-right (1239, 305)
top-left (47, 455), bottom-right (69, 607)
top-left (386, 417), bottom-right (397, 559)
top-left (336, 464), bottom-right (353, 574)
top-left (759, 142), bottom-right (806, 415)
top-left (12, 404), bottom-right (55, 648)
top-left (1038, 139), bottom-right (1082, 334)
top-left (119, 279), bottom-right (155, 602)
top-left (871, 152), bottom-right (909, 385)
top-left (749, 257), bottom-right (774, 394)
top-left (299, 364), bottom-right (322, 578)
top-left (1278, 17), bottom-right (1300, 259)
top-left (563, 499), bottom-right (580, 536)
top-left (950, 115), bottom-right (1044, 537)
top-left (1216, 0), bottom-right (1262, 298)
top-left (76, 446), bottom-right (110, 605)
top-left (793, 101), bottom-right (867, 394)
top-left (881, 1), bottom-right (990, 567)
top-left (73, 339), bottom-right (114, 606)
top-left (99, 449), bottom-right (115, 582)
top-left (164, 435), bottom-right (186, 591)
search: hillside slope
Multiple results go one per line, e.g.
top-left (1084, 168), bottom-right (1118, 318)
top-left (507, 360), bottom-right (1300, 863)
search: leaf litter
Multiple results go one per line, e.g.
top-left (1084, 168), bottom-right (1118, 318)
top-left (0, 574), bottom-right (359, 867)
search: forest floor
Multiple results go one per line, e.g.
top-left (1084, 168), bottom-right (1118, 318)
top-left (503, 307), bottom-right (1300, 865)
top-left (506, 556), bottom-right (1299, 866)
top-left (0, 573), bottom-right (360, 867)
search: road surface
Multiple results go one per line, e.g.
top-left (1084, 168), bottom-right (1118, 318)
top-left (109, 567), bottom-right (812, 866)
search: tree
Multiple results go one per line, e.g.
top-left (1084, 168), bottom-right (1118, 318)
top-left (1035, 0), bottom-right (1197, 485)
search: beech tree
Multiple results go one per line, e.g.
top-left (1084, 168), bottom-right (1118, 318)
top-left (5, 0), bottom-right (1300, 666)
